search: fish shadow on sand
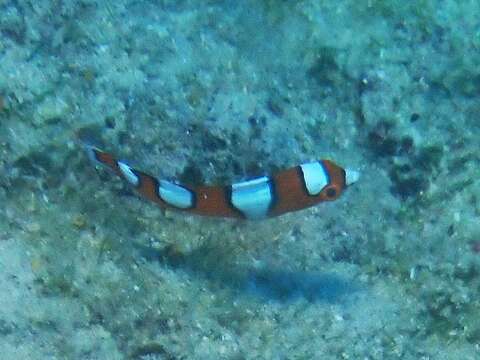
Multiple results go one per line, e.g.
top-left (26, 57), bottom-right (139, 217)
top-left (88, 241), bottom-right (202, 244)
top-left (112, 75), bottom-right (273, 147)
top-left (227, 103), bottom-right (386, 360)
top-left (135, 242), bottom-right (360, 304)
top-left (245, 268), bottom-right (357, 303)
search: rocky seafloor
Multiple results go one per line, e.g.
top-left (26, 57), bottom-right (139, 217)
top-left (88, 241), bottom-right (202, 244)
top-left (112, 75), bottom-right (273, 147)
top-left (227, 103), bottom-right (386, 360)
top-left (0, 1), bottom-right (479, 359)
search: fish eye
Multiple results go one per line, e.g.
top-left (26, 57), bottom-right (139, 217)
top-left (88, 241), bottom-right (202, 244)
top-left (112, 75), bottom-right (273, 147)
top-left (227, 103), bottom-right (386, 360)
top-left (325, 187), bottom-right (338, 199)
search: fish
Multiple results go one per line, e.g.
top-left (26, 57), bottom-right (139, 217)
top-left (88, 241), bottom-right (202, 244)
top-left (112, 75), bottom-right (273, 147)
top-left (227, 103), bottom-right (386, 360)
top-left (83, 143), bottom-right (359, 220)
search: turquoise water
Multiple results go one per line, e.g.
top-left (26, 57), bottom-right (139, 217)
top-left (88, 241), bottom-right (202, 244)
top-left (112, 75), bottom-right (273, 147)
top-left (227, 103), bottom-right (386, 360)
top-left (1, 1), bottom-right (479, 358)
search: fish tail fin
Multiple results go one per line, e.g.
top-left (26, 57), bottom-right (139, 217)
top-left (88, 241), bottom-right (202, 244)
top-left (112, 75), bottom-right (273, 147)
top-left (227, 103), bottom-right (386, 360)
top-left (75, 127), bottom-right (107, 167)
